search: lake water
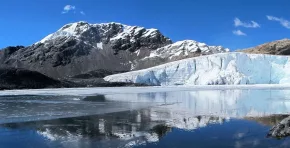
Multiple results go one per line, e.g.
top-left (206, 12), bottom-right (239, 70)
top-left (1, 87), bottom-right (290, 148)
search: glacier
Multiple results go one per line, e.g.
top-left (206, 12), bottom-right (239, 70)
top-left (104, 52), bottom-right (290, 85)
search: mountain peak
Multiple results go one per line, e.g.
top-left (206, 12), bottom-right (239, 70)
top-left (37, 22), bottom-right (171, 50)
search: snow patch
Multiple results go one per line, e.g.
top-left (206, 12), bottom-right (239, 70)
top-left (147, 40), bottom-right (229, 60)
top-left (97, 42), bottom-right (103, 49)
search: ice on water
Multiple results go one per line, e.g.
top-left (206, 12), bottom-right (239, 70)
top-left (1, 87), bottom-right (290, 124)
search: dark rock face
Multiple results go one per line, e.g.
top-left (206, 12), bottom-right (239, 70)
top-left (67, 78), bottom-right (150, 87)
top-left (2, 46), bottom-right (24, 56)
top-left (239, 39), bottom-right (290, 55)
top-left (0, 68), bottom-right (151, 90)
top-left (67, 69), bottom-right (150, 87)
top-left (70, 69), bottom-right (126, 79)
top-left (0, 68), bottom-right (64, 89)
top-left (0, 46), bottom-right (24, 64)
top-left (0, 22), bottom-right (171, 79)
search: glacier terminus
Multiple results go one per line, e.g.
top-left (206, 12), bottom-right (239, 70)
top-left (105, 52), bottom-right (290, 85)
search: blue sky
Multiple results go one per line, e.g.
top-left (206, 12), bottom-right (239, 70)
top-left (1, 0), bottom-right (290, 50)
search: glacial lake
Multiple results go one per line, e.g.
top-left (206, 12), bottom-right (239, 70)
top-left (1, 86), bottom-right (290, 148)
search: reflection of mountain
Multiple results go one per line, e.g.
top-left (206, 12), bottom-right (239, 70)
top-left (2, 89), bottom-right (290, 125)
top-left (2, 109), bottom-right (225, 148)
top-left (244, 115), bottom-right (290, 139)
top-left (265, 115), bottom-right (290, 138)
top-left (0, 94), bottom-right (163, 124)
top-left (3, 89), bottom-right (290, 147)
top-left (104, 89), bottom-right (290, 118)
top-left (148, 107), bottom-right (226, 130)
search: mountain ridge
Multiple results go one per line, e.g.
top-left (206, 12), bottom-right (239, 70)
top-left (238, 38), bottom-right (290, 55)
top-left (0, 21), bottom-right (228, 79)
top-left (1, 21), bottom-right (290, 87)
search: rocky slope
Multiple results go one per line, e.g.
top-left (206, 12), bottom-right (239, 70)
top-left (0, 21), bottom-right (228, 79)
top-left (239, 39), bottom-right (290, 55)
top-left (0, 67), bottom-right (149, 90)
top-left (69, 69), bottom-right (126, 79)
top-left (0, 68), bottom-right (67, 89)
top-left (0, 22), bottom-right (171, 79)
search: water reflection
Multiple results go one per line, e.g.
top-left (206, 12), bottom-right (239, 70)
top-left (246, 115), bottom-right (289, 126)
top-left (1, 109), bottom-right (290, 148)
top-left (0, 109), bottom-right (225, 148)
top-left (0, 95), bottom-right (163, 124)
top-left (263, 115), bottom-right (290, 138)
top-left (1, 89), bottom-right (290, 147)
top-left (1, 89), bottom-right (290, 124)
top-left (103, 89), bottom-right (290, 118)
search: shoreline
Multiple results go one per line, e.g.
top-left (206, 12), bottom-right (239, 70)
top-left (1, 84), bottom-right (290, 96)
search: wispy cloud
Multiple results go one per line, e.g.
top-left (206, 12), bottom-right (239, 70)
top-left (233, 30), bottom-right (247, 36)
top-left (234, 18), bottom-right (260, 28)
top-left (80, 11), bottom-right (86, 15)
top-left (62, 5), bottom-right (76, 14)
top-left (267, 15), bottom-right (290, 29)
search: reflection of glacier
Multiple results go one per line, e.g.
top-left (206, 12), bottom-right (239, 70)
top-left (104, 89), bottom-right (290, 118)
top-left (0, 95), bottom-right (164, 124)
top-left (148, 107), bottom-right (225, 130)
top-left (22, 109), bottom-right (224, 148)
top-left (3, 88), bottom-right (290, 147)
top-left (1, 88), bottom-right (290, 123)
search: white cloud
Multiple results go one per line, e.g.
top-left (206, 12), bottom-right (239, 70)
top-left (62, 5), bottom-right (76, 14)
top-left (234, 18), bottom-right (260, 28)
top-left (80, 11), bottom-right (86, 15)
top-left (267, 15), bottom-right (290, 29)
top-left (233, 30), bottom-right (247, 36)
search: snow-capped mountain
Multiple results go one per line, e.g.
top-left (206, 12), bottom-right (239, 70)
top-left (104, 52), bottom-right (290, 85)
top-left (0, 21), bottom-right (171, 78)
top-left (151, 40), bottom-right (229, 58)
top-left (0, 21), bottom-right (228, 79)
top-left (38, 21), bottom-right (171, 53)
top-left (133, 40), bottom-right (229, 70)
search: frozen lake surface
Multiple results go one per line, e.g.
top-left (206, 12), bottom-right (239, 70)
top-left (1, 86), bottom-right (290, 147)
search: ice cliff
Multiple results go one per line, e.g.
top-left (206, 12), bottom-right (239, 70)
top-left (104, 52), bottom-right (290, 85)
